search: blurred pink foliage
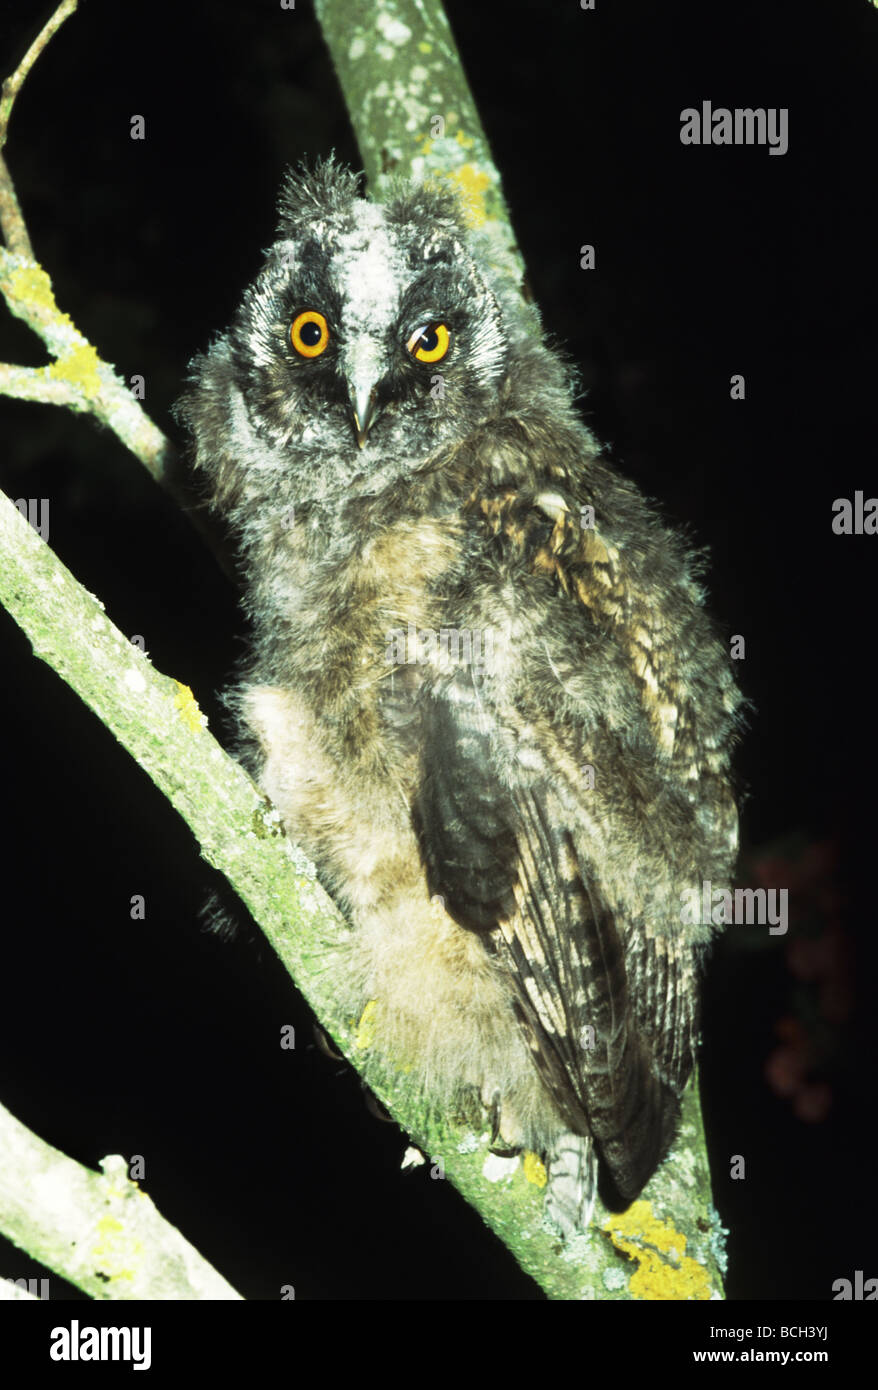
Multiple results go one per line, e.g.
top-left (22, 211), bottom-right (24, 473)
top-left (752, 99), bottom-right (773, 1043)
top-left (750, 838), bottom-right (851, 1122)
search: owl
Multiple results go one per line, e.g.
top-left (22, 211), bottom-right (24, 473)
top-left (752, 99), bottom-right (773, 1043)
top-left (176, 157), bottom-right (743, 1235)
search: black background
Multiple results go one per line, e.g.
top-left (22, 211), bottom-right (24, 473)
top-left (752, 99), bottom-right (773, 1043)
top-left (0, 0), bottom-right (875, 1301)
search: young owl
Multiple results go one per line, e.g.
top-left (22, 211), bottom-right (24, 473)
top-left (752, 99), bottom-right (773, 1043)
top-left (176, 158), bottom-right (742, 1234)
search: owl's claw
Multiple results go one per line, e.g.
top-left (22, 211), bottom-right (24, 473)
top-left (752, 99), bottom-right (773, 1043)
top-left (361, 1081), bottom-right (395, 1124)
top-left (485, 1087), bottom-right (522, 1157)
top-left (488, 1088), bottom-right (501, 1145)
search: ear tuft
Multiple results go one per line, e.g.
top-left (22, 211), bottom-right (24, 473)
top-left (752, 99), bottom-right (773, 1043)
top-left (276, 154), bottom-right (364, 235)
top-left (383, 175), bottom-right (470, 238)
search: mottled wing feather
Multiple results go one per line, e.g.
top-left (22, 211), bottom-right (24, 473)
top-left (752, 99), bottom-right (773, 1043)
top-left (466, 476), bottom-right (740, 791)
top-left (411, 470), bottom-right (731, 1199)
top-left (414, 666), bottom-right (688, 1201)
top-left (411, 684), bottom-right (519, 930)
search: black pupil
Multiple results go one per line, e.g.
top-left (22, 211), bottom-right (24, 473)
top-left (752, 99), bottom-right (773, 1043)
top-left (300, 320), bottom-right (323, 346)
top-left (418, 326), bottom-right (439, 353)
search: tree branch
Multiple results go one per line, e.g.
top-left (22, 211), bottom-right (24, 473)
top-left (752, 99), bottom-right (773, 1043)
top-left (0, 1099), bottom-right (242, 1300)
top-left (0, 3), bottom-right (232, 571)
top-left (0, 241), bottom-right (176, 483)
top-left (313, 0), bottom-right (528, 300)
top-left (0, 0), bottom-right (78, 155)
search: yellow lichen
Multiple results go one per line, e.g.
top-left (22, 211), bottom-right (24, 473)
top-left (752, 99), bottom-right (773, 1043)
top-left (522, 1150), bottom-right (547, 1189)
top-left (8, 262), bottom-right (58, 312)
top-left (91, 1216), bottom-right (139, 1283)
top-left (173, 682), bottom-right (204, 734)
top-left (96, 1215), bottom-right (124, 1236)
top-left (443, 163), bottom-right (491, 227)
top-left (48, 342), bottom-right (102, 396)
top-left (602, 1200), bottom-right (713, 1300)
top-left (355, 999), bottom-right (378, 1050)
top-left (5, 261), bottom-right (104, 397)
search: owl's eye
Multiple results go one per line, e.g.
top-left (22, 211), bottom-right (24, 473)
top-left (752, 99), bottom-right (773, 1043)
top-left (291, 310), bottom-right (330, 359)
top-left (407, 322), bottom-right (450, 364)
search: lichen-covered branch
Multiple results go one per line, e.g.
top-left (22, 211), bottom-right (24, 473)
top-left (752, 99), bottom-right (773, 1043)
top-left (0, 1099), bottom-right (242, 1300)
top-left (0, 359), bottom-right (82, 407)
top-left (0, 244), bottom-right (175, 484)
top-left (0, 5), bottom-right (226, 567)
top-left (313, 0), bottom-right (527, 299)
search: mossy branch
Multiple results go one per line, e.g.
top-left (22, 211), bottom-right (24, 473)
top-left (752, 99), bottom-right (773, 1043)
top-left (313, 0), bottom-right (527, 297)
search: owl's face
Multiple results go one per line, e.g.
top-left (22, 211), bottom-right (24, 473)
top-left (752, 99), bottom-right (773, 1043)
top-left (215, 164), bottom-right (512, 505)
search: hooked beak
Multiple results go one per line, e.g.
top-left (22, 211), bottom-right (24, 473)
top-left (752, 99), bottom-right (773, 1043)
top-left (350, 380), bottom-right (381, 449)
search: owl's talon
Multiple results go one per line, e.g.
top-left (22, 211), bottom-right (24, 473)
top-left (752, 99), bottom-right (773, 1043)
top-left (361, 1081), bottom-right (394, 1124)
top-left (487, 1088), bottom-right (502, 1145)
top-left (488, 1142), bottom-right (522, 1159)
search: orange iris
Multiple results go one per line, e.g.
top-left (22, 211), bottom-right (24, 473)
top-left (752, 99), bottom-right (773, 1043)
top-left (407, 322), bottom-right (450, 363)
top-left (291, 310), bottom-right (329, 358)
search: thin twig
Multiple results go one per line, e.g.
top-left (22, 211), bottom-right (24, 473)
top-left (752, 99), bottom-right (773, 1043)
top-left (0, 360), bottom-right (83, 407)
top-left (0, 152), bottom-right (32, 256)
top-left (0, 0), bottom-right (78, 152)
top-left (0, 244), bottom-right (182, 488)
top-left (0, 24), bottom-right (234, 578)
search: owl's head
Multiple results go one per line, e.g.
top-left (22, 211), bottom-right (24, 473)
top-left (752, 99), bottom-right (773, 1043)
top-left (179, 158), bottom-right (528, 515)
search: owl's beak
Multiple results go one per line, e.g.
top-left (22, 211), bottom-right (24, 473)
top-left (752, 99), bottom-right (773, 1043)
top-left (349, 381), bottom-right (380, 449)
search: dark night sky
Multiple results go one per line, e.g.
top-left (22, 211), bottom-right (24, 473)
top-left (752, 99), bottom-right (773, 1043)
top-left (0, 0), bottom-right (875, 1305)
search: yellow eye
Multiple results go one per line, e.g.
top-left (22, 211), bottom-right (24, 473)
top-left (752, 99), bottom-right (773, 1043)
top-left (407, 322), bottom-right (450, 363)
top-left (291, 309), bottom-right (329, 358)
